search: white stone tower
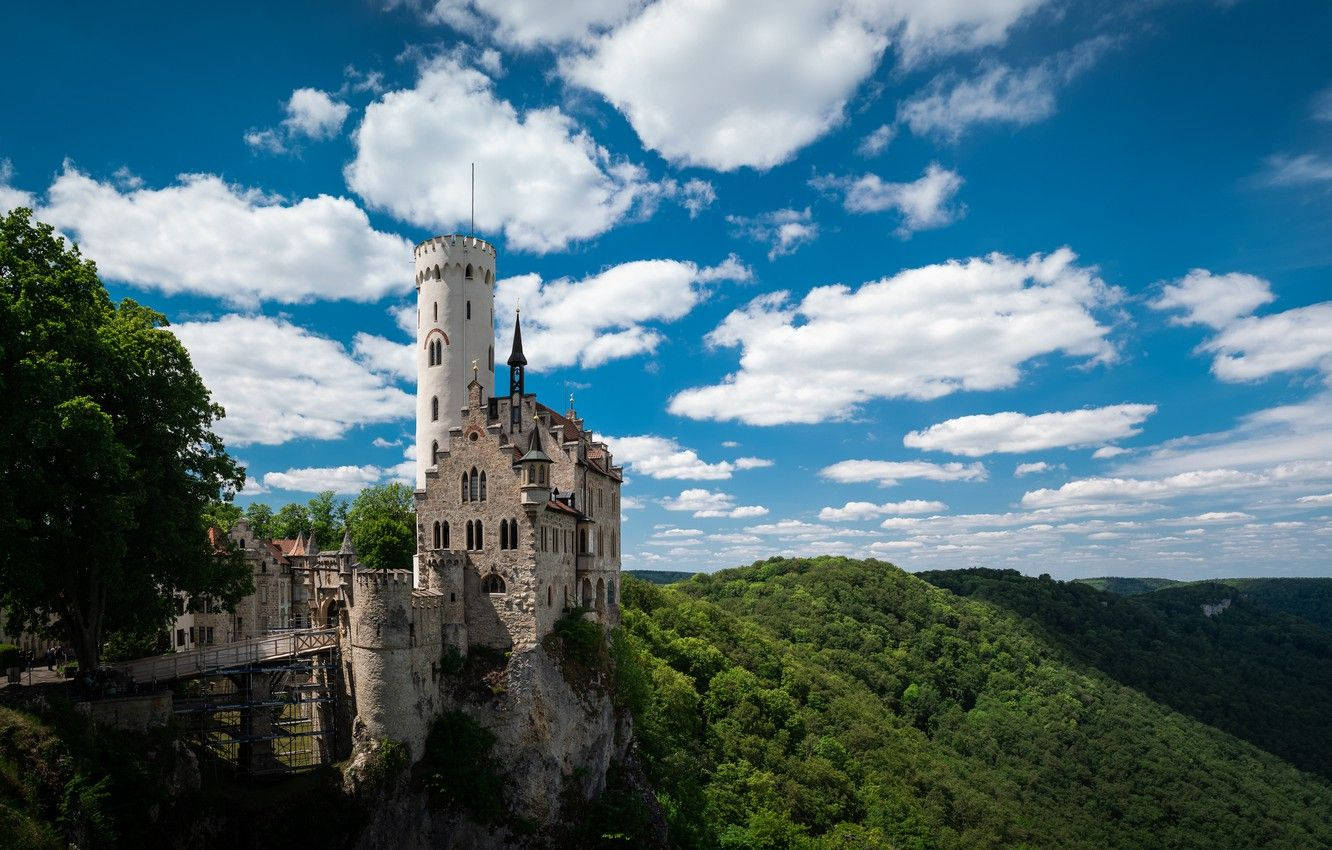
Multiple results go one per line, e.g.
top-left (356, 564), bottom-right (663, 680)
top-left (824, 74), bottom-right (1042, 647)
top-left (414, 235), bottom-right (496, 488)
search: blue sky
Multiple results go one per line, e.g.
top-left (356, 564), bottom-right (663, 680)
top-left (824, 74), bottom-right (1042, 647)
top-left (3, 0), bottom-right (1331, 579)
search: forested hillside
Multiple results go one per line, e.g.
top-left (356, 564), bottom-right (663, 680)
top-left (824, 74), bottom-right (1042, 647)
top-left (921, 568), bottom-right (1332, 778)
top-left (627, 570), bottom-right (696, 585)
top-left (613, 558), bottom-right (1332, 849)
top-left (1073, 577), bottom-right (1181, 595)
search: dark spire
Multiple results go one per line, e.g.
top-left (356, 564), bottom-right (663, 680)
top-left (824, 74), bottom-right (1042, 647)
top-left (507, 308), bottom-right (527, 367)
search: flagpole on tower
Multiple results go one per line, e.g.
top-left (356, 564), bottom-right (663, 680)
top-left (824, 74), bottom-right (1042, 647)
top-left (470, 162), bottom-right (475, 237)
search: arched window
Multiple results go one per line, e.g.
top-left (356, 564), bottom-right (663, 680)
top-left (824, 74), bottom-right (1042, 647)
top-left (466, 520), bottom-right (474, 550)
top-left (431, 396), bottom-right (439, 421)
top-left (433, 264), bottom-right (441, 280)
top-left (485, 269), bottom-right (492, 285)
top-left (479, 471), bottom-right (487, 501)
top-left (431, 440), bottom-right (439, 463)
top-left (509, 518), bottom-right (518, 549)
top-left (433, 521), bottom-right (441, 549)
top-left (481, 573), bottom-right (505, 594)
top-left (499, 520), bottom-right (509, 550)
top-left (608, 580), bottom-right (616, 606)
top-left (469, 468), bottom-right (479, 502)
top-left (465, 263), bottom-right (474, 280)
top-left (442, 521), bottom-right (449, 549)
top-left (475, 519), bottom-right (483, 549)
top-left (461, 472), bottom-right (469, 502)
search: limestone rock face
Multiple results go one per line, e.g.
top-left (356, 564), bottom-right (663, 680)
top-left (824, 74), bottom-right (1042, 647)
top-left (351, 643), bottom-right (640, 849)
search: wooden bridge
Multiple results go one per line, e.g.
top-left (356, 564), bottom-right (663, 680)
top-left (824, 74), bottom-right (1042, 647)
top-left (116, 628), bottom-right (338, 685)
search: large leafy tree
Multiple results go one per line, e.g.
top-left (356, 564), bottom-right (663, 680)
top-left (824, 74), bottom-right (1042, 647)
top-left (347, 482), bottom-right (415, 571)
top-left (270, 502), bottom-right (311, 540)
top-left (0, 209), bottom-right (250, 671)
top-left (307, 490), bottom-right (348, 550)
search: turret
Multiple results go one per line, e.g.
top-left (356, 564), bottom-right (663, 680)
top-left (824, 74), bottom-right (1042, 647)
top-left (519, 427), bottom-right (552, 509)
top-left (338, 529), bottom-right (356, 579)
top-left (415, 235), bottom-right (497, 488)
top-left (506, 307), bottom-right (527, 432)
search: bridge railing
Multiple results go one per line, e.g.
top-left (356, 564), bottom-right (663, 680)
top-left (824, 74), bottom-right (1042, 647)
top-left (117, 629), bottom-right (337, 685)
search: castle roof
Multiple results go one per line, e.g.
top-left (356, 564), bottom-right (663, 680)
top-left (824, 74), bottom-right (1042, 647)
top-left (544, 499), bottom-right (582, 518)
top-left (339, 529), bottom-right (356, 555)
top-left (536, 402), bottom-right (582, 442)
top-left (507, 309), bottom-right (527, 367)
top-left (519, 426), bottom-right (550, 463)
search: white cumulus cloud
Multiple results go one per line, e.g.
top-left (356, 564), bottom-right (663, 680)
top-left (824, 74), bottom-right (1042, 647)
top-left (820, 459), bottom-right (987, 487)
top-left (263, 464), bottom-right (384, 494)
top-left (603, 435), bottom-right (766, 480)
top-left (38, 166), bottom-right (409, 307)
top-left (346, 58), bottom-right (663, 252)
top-left (1150, 269), bottom-right (1275, 330)
top-left (559, 0), bottom-right (1048, 171)
top-left (819, 499), bottom-right (947, 521)
top-left (496, 256), bottom-right (750, 369)
top-left (726, 208), bottom-right (819, 259)
top-left (903, 404), bottom-right (1157, 456)
top-left (669, 248), bottom-right (1121, 425)
top-left (172, 314), bottom-right (411, 446)
top-left (815, 163), bottom-right (964, 236)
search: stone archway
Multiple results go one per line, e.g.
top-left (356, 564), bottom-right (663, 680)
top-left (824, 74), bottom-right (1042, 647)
top-left (596, 577), bottom-right (606, 614)
top-left (581, 578), bottom-right (593, 607)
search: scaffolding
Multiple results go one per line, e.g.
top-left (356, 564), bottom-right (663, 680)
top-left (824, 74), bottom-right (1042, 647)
top-left (173, 650), bottom-right (345, 776)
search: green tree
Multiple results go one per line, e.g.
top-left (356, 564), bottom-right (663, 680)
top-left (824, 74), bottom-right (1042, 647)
top-left (202, 500), bottom-right (242, 532)
top-left (0, 209), bottom-right (249, 672)
top-left (307, 490), bottom-right (348, 549)
top-left (346, 483), bottom-right (415, 570)
top-left (270, 502), bottom-right (311, 540)
top-left (242, 501), bottom-right (274, 539)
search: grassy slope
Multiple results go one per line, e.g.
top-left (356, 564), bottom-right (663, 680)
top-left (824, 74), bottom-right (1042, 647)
top-left (619, 558), bottom-right (1332, 849)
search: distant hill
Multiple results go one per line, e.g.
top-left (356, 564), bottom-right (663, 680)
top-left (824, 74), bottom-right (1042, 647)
top-left (1074, 576), bottom-right (1182, 595)
top-left (921, 568), bottom-right (1332, 779)
top-left (1211, 577), bottom-right (1332, 630)
top-left (616, 557), bottom-right (1332, 848)
top-left (626, 569), bottom-right (696, 585)
top-left (1076, 575), bottom-right (1332, 629)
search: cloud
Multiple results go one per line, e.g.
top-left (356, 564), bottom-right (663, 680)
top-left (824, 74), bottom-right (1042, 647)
top-left (1261, 153), bottom-right (1332, 187)
top-left (1298, 493), bottom-right (1332, 505)
top-left (814, 164), bottom-right (964, 235)
top-left (1314, 84), bottom-right (1332, 122)
top-left (245, 88), bottom-right (352, 153)
top-left (903, 404), bottom-right (1156, 456)
top-left (263, 464), bottom-right (384, 494)
top-left (819, 499), bottom-right (947, 521)
top-left (559, 0), bottom-right (1048, 170)
top-left (495, 255), bottom-right (750, 369)
top-left (661, 177), bottom-right (717, 218)
top-left (171, 314), bottom-right (411, 446)
top-left (669, 248), bottom-right (1121, 425)
top-left (283, 88), bottom-right (351, 138)
top-left (1014, 461), bottom-right (1052, 476)
top-left (346, 58), bottom-right (663, 252)
top-left (898, 38), bottom-right (1111, 141)
top-left (37, 165), bottom-right (409, 307)
top-left (425, 0), bottom-right (644, 48)
top-left (726, 208), bottom-right (818, 259)
top-left (603, 435), bottom-right (766, 480)
top-left (734, 457), bottom-right (773, 470)
top-left (820, 459), bottom-right (987, 487)
top-left (1092, 445), bottom-right (1129, 459)
top-left (1149, 268), bottom-right (1332, 383)
top-left (372, 437), bottom-right (402, 448)
top-left (857, 124), bottom-right (896, 157)
top-left (353, 331), bottom-right (416, 382)
top-left (0, 159), bottom-right (34, 212)
top-left (1201, 303), bottom-right (1332, 382)
top-left (661, 488), bottom-right (768, 518)
top-left (1150, 269), bottom-right (1274, 329)
top-left (1021, 464), bottom-right (1332, 508)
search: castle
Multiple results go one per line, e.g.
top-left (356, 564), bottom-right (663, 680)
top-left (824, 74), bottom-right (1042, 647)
top-left (164, 234), bottom-right (624, 758)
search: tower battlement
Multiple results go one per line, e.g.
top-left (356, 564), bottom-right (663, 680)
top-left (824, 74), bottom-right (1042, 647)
top-left (413, 234), bottom-right (496, 259)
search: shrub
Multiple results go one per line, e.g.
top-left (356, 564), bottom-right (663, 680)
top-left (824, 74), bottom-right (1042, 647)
top-left (0, 643), bottom-right (20, 669)
top-left (417, 711), bottom-right (504, 823)
top-left (361, 738), bottom-right (408, 791)
top-left (550, 608), bottom-right (606, 668)
top-left (61, 663), bottom-right (78, 680)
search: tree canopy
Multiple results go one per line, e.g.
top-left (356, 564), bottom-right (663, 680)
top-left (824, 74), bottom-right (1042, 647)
top-left (0, 209), bottom-right (249, 671)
